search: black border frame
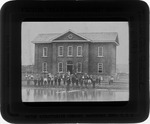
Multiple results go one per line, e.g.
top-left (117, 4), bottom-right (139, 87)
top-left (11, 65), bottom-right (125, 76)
top-left (0, 0), bottom-right (149, 123)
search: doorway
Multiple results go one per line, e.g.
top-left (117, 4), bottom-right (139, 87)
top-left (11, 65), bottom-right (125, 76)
top-left (66, 61), bottom-right (73, 74)
top-left (67, 65), bottom-right (73, 74)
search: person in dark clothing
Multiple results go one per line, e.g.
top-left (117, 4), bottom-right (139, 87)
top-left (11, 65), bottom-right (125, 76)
top-left (54, 75), bottom-right (57, 87)
top-left (79, 75), bottom-right (83, 88)
top-left (92, 75), bottom-right (96, 88)
top-left (58, 74), bottom-right (61, 86)
top-left (96, 75), bottom-right (99, 85)
top-left (84, 74), bottom-right (88, 88)
top-left (109, 76), bottom-right (114, 84)
top-left (75, 74), bottom-right (79, 87)
top-left (38, 77), bottom-right (40, 86)
top-left (72, 74), bottom-right (76, 87)
top-left (98, 75), bottom-right (101, 85)
top-left (40, 76), bottom-right (43, 86)
top-left (51, 75), bottom-right (54, 86)
top-left (87, 75), bottom-right (91, 87)
top-left (70, 74), bottom-right (73, 87)
top-left (92, 79), bottom-right (95, 88)
top-left (66, 75), bottom-right (71, 91)
top-left (64, 73), bottom-right (68, 86)
top-left (34, 78), bottom-right (37, 87)
top-left (27, 76), bottom-right (30, 86)
top-left (48, 76), bottom-right (51, 87)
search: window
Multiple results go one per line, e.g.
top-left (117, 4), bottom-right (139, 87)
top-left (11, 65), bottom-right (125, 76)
top-left (67, 46), bottom-right (73, 56)
top-left (98, 46), bottom-right (103, 57)
top-left (77, 46), bottom-right (82, 57)
top-left (98, 63), bottom-right (103, 73)
top-left (77, 62), bottom-right (82, 73)
top-left (58, 46), bottom-right (63, 56)
top-left (43, 47), bottom-right (48, 57)
top-left (42, 62), bottom-right (47, 72)
top-left (58, 62), bottom-right (63, 73)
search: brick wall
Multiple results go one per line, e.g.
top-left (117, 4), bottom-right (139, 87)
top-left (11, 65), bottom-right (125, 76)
top-left (89, 42), bottom-right (116, 75)
top-left (34, 42), bottom-right (116, 76)
top-left (34, 43), bottom-right (52, 74)
top-left (55, 42), bottom-right (89, 74)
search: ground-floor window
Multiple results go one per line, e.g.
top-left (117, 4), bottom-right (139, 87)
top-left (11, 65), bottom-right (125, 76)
top-left (58, 62), bottom-right (63, 73)
top-left (77, 62), bottom-right (82, 73)
top-left (42, 62), bottom-right (47, 72)
top-left (98, 63), bottom-right (103, 73)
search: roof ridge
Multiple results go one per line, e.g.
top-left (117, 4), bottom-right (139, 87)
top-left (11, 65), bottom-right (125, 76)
top-left (79, 32), bottom-right (118, 34)
top-left (39, 33), bottom-right (60, 35)
top-left (38, 32), bottom-right (118, 35)
top-left (32, 31), bottom-right (119, 45)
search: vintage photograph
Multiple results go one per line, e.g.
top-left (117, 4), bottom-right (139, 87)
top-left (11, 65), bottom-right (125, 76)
top-left (21, 22), bottom-right (129, 102)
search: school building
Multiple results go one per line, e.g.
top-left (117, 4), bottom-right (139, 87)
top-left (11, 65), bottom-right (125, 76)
top-left (32, 30), bottom-right (119, 76)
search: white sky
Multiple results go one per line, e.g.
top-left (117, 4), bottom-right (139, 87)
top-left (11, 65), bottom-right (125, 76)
top-left (22, 22), bottom-right (129, 65)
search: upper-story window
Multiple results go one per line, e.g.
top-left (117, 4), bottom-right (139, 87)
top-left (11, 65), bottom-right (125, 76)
top-left (58, 46), bottom-right (63, 56)
top-left (77, 46), bottom-right (82, 57)
top-left (67, 46), bottom-right (73, 57)
top-left (98, 63), bottom-right (103, 73)
top-left (43, 47), bottom-right (48, 57)
top-left (98, 46), bottom-right (103, 57)
top-left (42, 62), bottom-right (47, 72)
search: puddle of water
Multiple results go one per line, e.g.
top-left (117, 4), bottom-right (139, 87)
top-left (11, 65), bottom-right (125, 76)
top-left (22, 87), bottom-right (129, 102)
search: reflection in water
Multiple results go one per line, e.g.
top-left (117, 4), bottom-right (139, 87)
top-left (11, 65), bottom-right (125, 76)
top-left (22, 88), bottom-right (129, 102)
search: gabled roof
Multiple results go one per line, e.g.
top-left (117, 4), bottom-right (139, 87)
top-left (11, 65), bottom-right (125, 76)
top-left (32, 33), bottom-right (59, 43)
top-left (52, 29), bottom-right (91, 42)
top-left (32, 30), bottom-right (119, 45)
top-left (80, 32), bottom-right (118, 41)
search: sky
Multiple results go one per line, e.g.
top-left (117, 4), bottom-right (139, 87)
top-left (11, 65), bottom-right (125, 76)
top-left (22, 22), bottom-right (129, 65)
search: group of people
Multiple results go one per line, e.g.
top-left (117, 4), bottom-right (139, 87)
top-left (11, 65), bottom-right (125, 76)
top-left (25, 72), bottom-right (114, 89)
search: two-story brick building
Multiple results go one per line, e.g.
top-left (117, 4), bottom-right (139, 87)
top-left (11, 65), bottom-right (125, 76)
top-left (32, 30), bottom-right (119, 76)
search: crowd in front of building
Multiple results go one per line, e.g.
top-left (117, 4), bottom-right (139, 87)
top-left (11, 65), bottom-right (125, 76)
top-left (25, 71), bottom-right (115, 89)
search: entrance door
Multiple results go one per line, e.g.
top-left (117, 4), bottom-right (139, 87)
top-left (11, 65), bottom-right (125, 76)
top-left (67, 61), bottom-right (73, 74)
top-left (67, 65), bottom-right (73, 74)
